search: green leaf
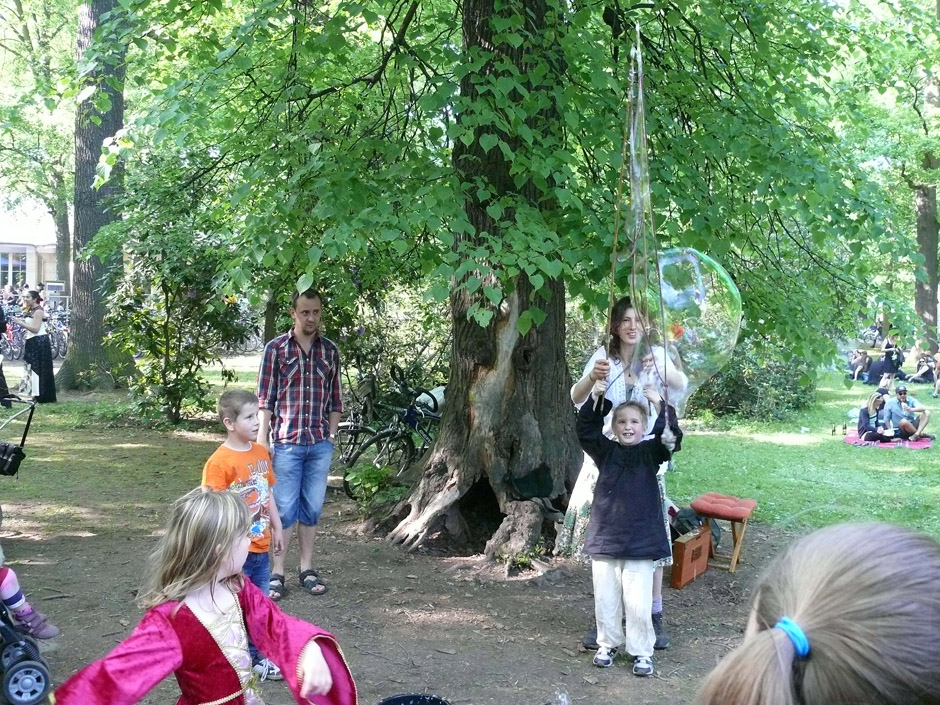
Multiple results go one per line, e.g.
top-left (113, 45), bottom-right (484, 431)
top-left (296, 273), bottom-right (314, 293)
top-left (479, 133), bottom-right (499, 152)
top-left (517, 310), bottom-right (533, 336)
top-left (473, 308), bottom-right (494, 327)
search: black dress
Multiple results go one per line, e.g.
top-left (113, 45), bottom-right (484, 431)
top-left (882, 342), bottom-right (902, 373)
top-left (23, 333), bottom-right (56, 403)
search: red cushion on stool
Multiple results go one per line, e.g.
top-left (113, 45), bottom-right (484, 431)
top-left (691, 492), bottom-right (757, 522)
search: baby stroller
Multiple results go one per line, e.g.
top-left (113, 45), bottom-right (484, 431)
top-left (0, 400), bottom-right (51, 705)
top-left (0, 608), bottom-right (50, 705)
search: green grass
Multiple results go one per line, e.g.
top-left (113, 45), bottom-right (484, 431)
top-left (672, 372), bottom-right (940, 538)
top-left (2, 368), bottom-right (937, 541)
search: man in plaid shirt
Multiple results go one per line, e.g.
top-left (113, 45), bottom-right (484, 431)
top-left (257, 288), bottom-right (342, 598)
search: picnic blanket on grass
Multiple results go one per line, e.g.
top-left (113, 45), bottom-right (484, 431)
top-left (844, 429), bottom-right (933, 449)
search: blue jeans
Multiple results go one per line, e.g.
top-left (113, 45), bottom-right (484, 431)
top-left (272, 441), bottom-right (334, 529)
top-left (242, 551), bottom-right (270, 663)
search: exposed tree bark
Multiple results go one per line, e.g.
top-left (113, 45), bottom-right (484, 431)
top-left (57, 0), bottom-right (132, 389)
top-left (914, 181), bottom-right (939, 352)
top-left (388, 0), bottom-right (581, 557)
top-left (49, 191), bottom-right (71, 292)
top-left (263, 289), bottom-right (279, 344)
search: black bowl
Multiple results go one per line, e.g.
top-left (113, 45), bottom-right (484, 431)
top-left (377, 696), bottom-right (451, 705)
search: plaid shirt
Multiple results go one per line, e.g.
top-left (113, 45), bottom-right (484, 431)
top-left (257, 329), bottom-right (343, 445)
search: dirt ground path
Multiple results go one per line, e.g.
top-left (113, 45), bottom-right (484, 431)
top-left (2, 487), bottom-right (795, 705)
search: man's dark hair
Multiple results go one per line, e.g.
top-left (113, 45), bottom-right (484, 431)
top-left (290, 288), bottom-right (322, 308)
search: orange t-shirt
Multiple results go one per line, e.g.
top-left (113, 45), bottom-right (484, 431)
top-left (201, 442), bottom-right (276, 553)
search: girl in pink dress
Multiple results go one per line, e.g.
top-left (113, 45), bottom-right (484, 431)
top-left (52, 490), bottom-right (356, 705)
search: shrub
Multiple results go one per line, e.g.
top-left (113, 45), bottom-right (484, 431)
top-left (686, 338), bottom-right (816, 420)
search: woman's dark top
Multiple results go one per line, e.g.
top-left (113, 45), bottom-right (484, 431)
top-left (576, 398), bottom-right (680, 561)
top-left (882, 341), bottom-right (902, 373)
top-left (858, 407), bottom-right (881, 436)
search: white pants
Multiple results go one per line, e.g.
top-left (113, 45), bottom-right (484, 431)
top-left (592, 557), bottom-right (655, 658)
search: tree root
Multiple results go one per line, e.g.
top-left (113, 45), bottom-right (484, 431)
top-left (387, 485), bottom-right (461, 551)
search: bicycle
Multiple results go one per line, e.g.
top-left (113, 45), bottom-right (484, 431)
top-left (46, 311), bottom-right (69, 359)
top-left (328, 371), bottom-right (378, 481)
top-left (0, 315), bottom-right (24, 362)
top-left (342, 364), bottom-right (441, 500)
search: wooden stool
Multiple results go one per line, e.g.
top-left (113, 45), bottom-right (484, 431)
top-left (690, 492), bottom-right (758, 573)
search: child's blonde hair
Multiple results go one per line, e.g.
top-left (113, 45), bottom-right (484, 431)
top-left (138, 489), bottom-right (250, 608)
top-left (217, 389), bottom-right (258, 425)
top-left (695, 522), bottom-right (940, 705)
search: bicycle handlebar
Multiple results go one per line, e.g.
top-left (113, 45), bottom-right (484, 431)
top-left (388, 364), bottom-right (438, 413)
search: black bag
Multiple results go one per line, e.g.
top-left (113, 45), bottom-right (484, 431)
top-left (0, 402), bottom-right (34, 477)
top-left (0, 443), bottom-right (25, 477)
top-left (670, 507), bottom-right (721, 548)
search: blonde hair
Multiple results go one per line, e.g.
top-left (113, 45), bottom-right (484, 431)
top-left (865, 392), bottom-right (884, 417)
top-left (138, 489), bottom-right (250, 608)
top-left (695, 523), bottom-right (940, 705)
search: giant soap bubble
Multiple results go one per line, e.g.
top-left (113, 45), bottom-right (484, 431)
top-left (632, 247), bottom-right (742, 417)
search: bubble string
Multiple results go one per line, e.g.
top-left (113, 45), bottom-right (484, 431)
top-left (626, 23), bottom-right (672, 412)
top-left (605, 69), bottom-right (633, 361)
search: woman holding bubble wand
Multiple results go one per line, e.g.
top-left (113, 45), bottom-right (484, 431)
top-left (556, 31), bottom-right (688, 651)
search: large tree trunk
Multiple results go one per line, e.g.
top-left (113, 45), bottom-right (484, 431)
top-left (388, 0), bottom-right (580, 558)
top-left (914, 183), bottom-right (939, 352)
top-left (50, 191), bottom-right (71, 294)
top-left (58, 0), bottom-right (131, 389)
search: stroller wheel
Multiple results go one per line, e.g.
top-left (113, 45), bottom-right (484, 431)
top-left (1, 635), bottom-right (40, 670)
top-left (3, 659), bottom-right (50, 705)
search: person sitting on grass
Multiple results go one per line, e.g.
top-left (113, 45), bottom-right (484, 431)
top-left (202, 389), bottom-right (284, 683)
top-left (907, 352), bottom-right (937, 384)
top-left (857, 392), bottom-right (894, 443)
top-left (694, 522), bottom-right (940, 705)
top-left (883, 384), bottom-right (934, 441)
top-left (848, 350), bottom-right (871, 381)
top-left (577, 378), bottom-right (680, 677)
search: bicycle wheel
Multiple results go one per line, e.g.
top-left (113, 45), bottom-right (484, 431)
top-left (343, 430), bottom-right (415, 500)
top-left (47, 330), bottom-right (60, 360)
top-left (329, 423), bottom-right (375, 477)
top-left (11, 333), bottom-right (23, 361)
top-left (57, 330), bottom-right (68, 358)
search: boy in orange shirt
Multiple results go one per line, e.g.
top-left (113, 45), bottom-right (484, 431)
top-left (202, 389), bottom-right (284, 681)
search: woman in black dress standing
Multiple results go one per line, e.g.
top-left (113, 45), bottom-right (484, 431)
top-left (14, 291), bottom-right (55, 403)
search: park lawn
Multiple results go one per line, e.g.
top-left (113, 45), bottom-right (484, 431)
top-left (0, 370), bottom-right (936, 539)
top-left (671, 372), bottom-right (940, 539)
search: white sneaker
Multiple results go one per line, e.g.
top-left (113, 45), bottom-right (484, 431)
top-left (633, 655), bottom-right (654, 677)
top-left (593, 646), bottom-right (618, 668)
top-left (252, 657), bottom-right (284, 681)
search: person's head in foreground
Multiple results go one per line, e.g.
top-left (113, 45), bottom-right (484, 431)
top-left (138, 489), bottom-right (250, 608)
top-left (695, 522), bottom-right (940, 705)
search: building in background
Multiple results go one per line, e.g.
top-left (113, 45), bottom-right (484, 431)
top-left (0, 200), bottom-right (61, 290)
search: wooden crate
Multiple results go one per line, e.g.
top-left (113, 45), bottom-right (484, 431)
top-left (670, 528), bottom-right (711, 589)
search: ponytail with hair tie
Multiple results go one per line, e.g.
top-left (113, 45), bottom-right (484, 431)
top-left (774, 617), bottom-right (810, 658)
